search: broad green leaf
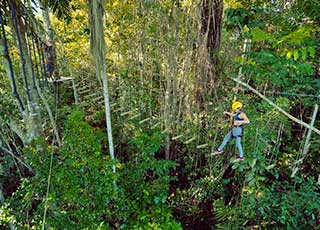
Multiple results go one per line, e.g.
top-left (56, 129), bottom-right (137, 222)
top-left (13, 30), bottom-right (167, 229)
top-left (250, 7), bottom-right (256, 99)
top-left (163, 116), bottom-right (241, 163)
top-left (282, 26), bottom-right (315, 45)
top-left (293, 50), bottom-right (299, 61)
top-left (250, 27), bottom-right (274, 42)
top-left (280, 49), bottom-right (286, 57)
top-left (246, 58), bottom-right (256, 66)
top-left (301, 48), bottom-right (307, 60)
top-left (308, 47), bottom-right (315, 58)
top-left (243, 25), bottom-right (249, 32)
top-left (286, 51), bottom-right (292, 59)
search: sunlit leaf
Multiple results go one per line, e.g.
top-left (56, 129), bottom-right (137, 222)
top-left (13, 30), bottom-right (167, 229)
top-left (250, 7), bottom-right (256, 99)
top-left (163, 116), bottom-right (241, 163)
top-left (293, 50), bottom-right (299, 61)
top-left (301, 48), bottom-right (307, 60)
top-left (250, 27), bottom-right (275, 42)
top-left (308, 47), bottom-right (315, 58)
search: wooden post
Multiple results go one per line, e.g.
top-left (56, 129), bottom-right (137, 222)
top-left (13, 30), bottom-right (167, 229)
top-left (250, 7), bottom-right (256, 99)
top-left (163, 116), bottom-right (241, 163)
top-left (71, 78), bottom-right (79, 104)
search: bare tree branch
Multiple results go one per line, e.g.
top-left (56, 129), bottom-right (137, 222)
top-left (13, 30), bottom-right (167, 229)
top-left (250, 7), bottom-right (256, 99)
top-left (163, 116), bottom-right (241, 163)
top-left (232, 78), bottom-right (320, 135)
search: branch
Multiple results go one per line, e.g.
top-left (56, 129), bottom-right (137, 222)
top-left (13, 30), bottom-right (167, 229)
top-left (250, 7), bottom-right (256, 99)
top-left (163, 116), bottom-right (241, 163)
top-left (232, 78), bottom-right (320, 135)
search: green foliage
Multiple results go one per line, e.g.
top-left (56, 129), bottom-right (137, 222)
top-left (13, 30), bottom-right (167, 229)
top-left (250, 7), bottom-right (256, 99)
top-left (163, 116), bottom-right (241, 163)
top-left (1, 0), bottom-right (319, 229)
top-left (48, 110), bottom-right (118, 229)
top-left (4, 110), bottom-right (181, 229)
top-left (240, 178), bottom-right (320, 229)
top-left (118, 130), bottom-right (181, 229)
top-left (6, 110), bottom-right (118, 229)
top-left (225, 8), bottom-right (251, 29)
top-left (295, 0), bottom-right (320, 22)
top-left (0, 204), bottom-right (15, 228)
top-left (250, 27), bottom-right (275, 42)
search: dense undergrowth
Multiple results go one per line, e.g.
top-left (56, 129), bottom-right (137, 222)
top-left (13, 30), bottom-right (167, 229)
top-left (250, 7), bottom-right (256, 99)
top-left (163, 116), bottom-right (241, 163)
top-left (1, 103), bottom-right (320, 229)
top-left (1, 0), bottom-right (320, 229)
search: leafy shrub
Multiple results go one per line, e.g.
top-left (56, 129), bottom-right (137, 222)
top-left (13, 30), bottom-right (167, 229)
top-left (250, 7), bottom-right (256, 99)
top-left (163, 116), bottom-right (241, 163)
top-left (118, 130), bottom-right (182, 229)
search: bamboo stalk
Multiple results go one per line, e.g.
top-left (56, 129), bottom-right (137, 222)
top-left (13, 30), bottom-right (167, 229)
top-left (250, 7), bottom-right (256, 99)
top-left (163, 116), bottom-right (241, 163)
top-left (10, 0), bottom-right (33, 103)
top-left (291, 104), bottom-right (319, 178)
top-left (302, 104), bottom-right (318, 154)
top-left (0, 9), bottom-right (26, 112)
top-left (234, 38), bottom-right (250, 93)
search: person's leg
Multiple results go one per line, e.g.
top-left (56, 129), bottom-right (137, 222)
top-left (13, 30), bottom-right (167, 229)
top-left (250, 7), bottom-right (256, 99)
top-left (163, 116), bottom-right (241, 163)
top-left (236, 136), bottom-right (244, 158)
top-left (47, 62), bottom-right (54, 79)
top-left (217, 131), bottom-right (232, 151)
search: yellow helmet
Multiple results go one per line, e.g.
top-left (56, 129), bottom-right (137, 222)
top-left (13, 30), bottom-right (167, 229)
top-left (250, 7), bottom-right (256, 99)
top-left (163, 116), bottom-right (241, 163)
top-left (232, 101), bottom-right (243, 110)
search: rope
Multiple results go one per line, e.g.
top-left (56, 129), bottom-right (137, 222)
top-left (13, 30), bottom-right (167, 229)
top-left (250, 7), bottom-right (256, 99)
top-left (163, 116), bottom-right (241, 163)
top-left (41, 143), bottom-right (55, 230)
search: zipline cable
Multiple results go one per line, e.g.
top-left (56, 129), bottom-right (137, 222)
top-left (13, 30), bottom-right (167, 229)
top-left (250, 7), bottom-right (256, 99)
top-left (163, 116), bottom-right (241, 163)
top-left (41, 142), bottom-right (55, 230)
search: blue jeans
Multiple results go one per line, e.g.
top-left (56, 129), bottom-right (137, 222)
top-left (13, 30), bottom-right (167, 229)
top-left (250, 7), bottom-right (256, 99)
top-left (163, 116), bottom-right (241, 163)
top-left (218, 127), bottom-right (244, 158)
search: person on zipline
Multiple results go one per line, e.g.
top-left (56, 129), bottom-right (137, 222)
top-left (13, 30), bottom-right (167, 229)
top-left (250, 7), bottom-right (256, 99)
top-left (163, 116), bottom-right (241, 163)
top-left (213, 101), bottom-right (250, 161)
top-left (44, 40), bottom-right (55, 80)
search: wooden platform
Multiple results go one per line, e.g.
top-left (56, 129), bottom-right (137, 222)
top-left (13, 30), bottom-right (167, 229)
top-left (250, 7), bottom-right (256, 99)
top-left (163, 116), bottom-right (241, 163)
top-left (47, 77), bottom-right (75, 83)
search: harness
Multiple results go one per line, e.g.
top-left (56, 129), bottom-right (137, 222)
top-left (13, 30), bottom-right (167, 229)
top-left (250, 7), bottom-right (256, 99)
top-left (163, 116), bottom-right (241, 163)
top-left (233, 112), bottom-right (244, 127)
top-left (231, 112), bottom-right (244, 138)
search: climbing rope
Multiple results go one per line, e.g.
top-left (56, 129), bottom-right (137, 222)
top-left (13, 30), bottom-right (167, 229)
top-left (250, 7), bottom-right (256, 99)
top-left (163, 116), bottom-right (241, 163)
top-left (41, 141), bottom-right (55, 230)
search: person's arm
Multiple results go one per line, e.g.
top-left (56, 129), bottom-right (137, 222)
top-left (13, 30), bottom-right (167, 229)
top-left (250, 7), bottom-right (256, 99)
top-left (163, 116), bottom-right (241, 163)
top-left (223, 111), bottom-right (233, 116)
top-left (233, 113), bottom-right (250, 126)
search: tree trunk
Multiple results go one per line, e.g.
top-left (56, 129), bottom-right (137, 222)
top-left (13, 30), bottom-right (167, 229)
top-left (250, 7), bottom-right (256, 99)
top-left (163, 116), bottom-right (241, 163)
top-left (234, 37), bottom-right (250, 93)
top-left (0, 8), bottom-right (26, 113)
top-left (88, 0), bottom-right (115, 172)
top-left (196, 0), bottom-right (223, 107)
top-left (39, 0), bottom-right (54, 42)
top-left (10, 0), bottom-right (41, 143)
top-left (164, 61), bottom-right (171, 160)
top-left (201, 0), bottom-right (223, 61)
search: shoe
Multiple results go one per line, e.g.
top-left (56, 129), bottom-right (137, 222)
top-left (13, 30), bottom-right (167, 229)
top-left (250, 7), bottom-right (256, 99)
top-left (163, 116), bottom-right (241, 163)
top-left (235, 157), bottom-right (244, 161)
top-left (212, 149), bottom-right (223, 155)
